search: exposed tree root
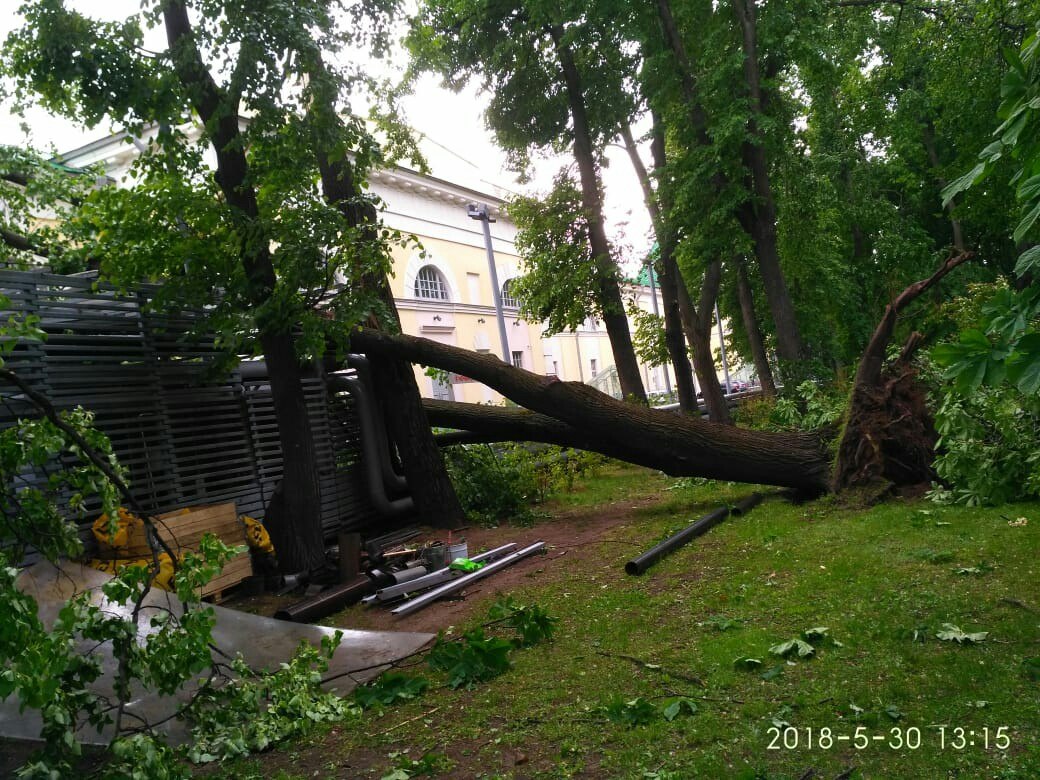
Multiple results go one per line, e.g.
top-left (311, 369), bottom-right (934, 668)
top-left (833, 251), bottom-right (972, 492)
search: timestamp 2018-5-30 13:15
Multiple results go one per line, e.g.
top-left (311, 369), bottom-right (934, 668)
top-left (766, 725), bottom-right (1013, 751)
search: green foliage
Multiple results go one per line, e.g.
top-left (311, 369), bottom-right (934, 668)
top-left (601, 695), bottom-right (659, 727)
top-left (0, 146), bottom-right (100, 272)
top-left (0, 406), bottom-right (122, 561)
top-left (935, 623), bottom-right (989, 644)
top-left (487, 596), bottom-right (558, 647)
top-left (599, 695), bottom-right (697, 727)
top-left (427, 629), bottom-right (514, 690)
top-left (507, 174), bottom-right (604, 335)
top-left (2, 0), bottom-right (417, 371)
top-left (443, 443), bottom-right (536, 525)
top-left (661, 697), bottom-right (698, 722)
top-left (353, 672), bottom-right (430, 710)
top-left (702, 614), bottom-right (742, 632)
top-left (381, 751), bottom-right (454, 780)
top-left (927, 381), bottom-right (1040, 505)
top-left (629, 304), bottom-right (669, 369)
top-left (732, 656), bottom-right (763, 671)
top-left (934, 22), bottom-right (1040, 401)
top-left (425, 598), bottom-right (556, 690)
top-left (106, 735), bottom-right (191, 780)
top-left (0, 540), bottom-right (245, 776)
top-left (443, 442), bottom-right (601, 525)
top-left (187, 635), bottom-right (359, 763)
top-left (768, 638), bottom-right (815, 659)
top-left (737, 381), bottom-right (847, 433)
top-left (1023, 657), bottom-right (1040, 681)
top-left (0, 331), bottom-right (350, 774)
top-left (912, 548), bottom-right (955, 564)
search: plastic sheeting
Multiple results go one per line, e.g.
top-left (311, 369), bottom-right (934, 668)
top-left (0, 561), bottom-right (434, 746)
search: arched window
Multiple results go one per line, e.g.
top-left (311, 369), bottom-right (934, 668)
top-left (414, 265), bottom-right (449, 300)
top-left (501, 278), bottom-right (519, 308)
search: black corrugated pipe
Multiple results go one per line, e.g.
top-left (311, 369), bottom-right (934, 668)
top-left (731, 492), bottom-right (763, 516)
top-left (625, 507), bottom-right (729, 576)
top-left (327, 375), bottom-right (414, 518)
top-left (344, 354), bottom-right (408, 493)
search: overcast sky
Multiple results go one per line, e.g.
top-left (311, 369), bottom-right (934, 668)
top-left (0, 2), bottom-right (652, 263)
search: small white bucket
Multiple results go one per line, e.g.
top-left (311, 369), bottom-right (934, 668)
top-left (446, 540), bottom-right (468, 564)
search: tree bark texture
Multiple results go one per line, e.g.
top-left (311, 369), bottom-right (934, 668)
top-left (164, 0), bottom-right (324, 572)
top-left (621, 122), bottom-right (697, 412)
top-left (350, 328), bottom-right (831, 493)
top-left (731, 0), bottom-right (804, 366)
top-left (675, 261), bottom-right (732, 424)
top-left (307, 59), bottom-right (465, 530)
top-left (735, 256), bottom-right (777, 397)
top-left (550, 27), bottom-right (647, 403)
top-left (655, 0), bottom-right (805, 367)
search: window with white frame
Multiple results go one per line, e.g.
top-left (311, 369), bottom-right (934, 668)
top-left (511, 350), bottom-right (524, 369)
top-left (590, 358), bottom-right (598, 377)
top-left (414, 265), bottom-right (450, 300)
top-left (501, 278), bottom-right (519, 308)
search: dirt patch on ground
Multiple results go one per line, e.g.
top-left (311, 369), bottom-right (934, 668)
top-left (3, 477), bottom-right (667, 779)
top-left (229, 494), bottom-right (655, 636)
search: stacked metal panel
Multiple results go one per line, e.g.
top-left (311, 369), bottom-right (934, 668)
top-left (0, 269), bottom-right (381, 558)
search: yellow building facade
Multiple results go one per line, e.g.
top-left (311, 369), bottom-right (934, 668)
top-left (55, 130), bottom-right (744, 402)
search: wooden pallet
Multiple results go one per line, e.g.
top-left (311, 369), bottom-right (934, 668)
top-left (202, 554), bottom-right (254, 602)
top-left (96, 503), bottom-right (254, 599)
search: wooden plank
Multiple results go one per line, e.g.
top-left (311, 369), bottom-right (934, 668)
top-left (200, 553), bottom-right (254, 598)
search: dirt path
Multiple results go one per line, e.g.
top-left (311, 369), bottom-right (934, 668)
top-left (232, 487), bottom-right (660, 636)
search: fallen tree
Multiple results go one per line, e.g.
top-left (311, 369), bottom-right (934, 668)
top-left (350, 252), bottom-right (971, 496)
top-left (352, 329), bottom-right (831, 492)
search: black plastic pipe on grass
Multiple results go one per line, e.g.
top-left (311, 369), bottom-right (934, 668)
top-left (731, 492), bottom-right (763, 516)
top-left (625, 506), bottom-right (729, 576)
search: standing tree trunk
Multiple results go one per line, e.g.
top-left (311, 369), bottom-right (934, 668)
top-left (306, 55), bottom-right (465, 529)
top-left (654, 0), bottom-right (804, 369)
top-left (620, 122), bottom-right (697, 412)
top-left (922, 117), bottom-right (966, 252)
top-left (550, 26), bottom-right (646, 403)
top-left (675, 261), bottom-right (732, 424)
top-left (735, 256), bottom-right (777, 397)
top-left (164, 1), bottom-right (324, 572)
top-left (731, 0), bottom-right (804, 366)
top-left (618, 115), bottom-right (730, 419)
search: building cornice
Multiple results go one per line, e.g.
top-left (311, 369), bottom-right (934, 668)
top-left (55, 121), bottom-right (514, 223)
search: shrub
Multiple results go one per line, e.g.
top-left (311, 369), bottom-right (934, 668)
top-left (927, 381), bottom-right (1040, 505)
top-left (733, 380), bottom-right (847, 433)
top-left (443, 442), bottom-right (602, 525)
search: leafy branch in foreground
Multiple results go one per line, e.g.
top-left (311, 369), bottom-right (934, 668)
top-left (935, 23), bottom-right (1040, 399)
top-left (426, 597), bottom-right (558, 689)
top-left (0, 354), bottom-right (356, 775)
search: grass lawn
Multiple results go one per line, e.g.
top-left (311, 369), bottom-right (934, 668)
top-left (220, 465), bottom-right (1040, 779)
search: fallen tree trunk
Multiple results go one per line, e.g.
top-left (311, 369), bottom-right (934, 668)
top-left (349, 253), bottom-right (971, 499)
top-left (350, 328), bottom-right (832, 493)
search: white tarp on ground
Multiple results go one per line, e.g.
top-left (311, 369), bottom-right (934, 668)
top-left (0, 561), bottom-right (433, 746)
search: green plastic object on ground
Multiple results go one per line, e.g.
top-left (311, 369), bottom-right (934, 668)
top-left (449, 558), bottom-right (485, 573)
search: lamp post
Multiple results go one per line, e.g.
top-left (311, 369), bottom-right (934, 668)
top-left (467, 203), bottom-right (510, 363)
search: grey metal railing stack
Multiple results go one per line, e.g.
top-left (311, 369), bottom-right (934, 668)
top-left (0, 269), bottom-right (380, 554)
